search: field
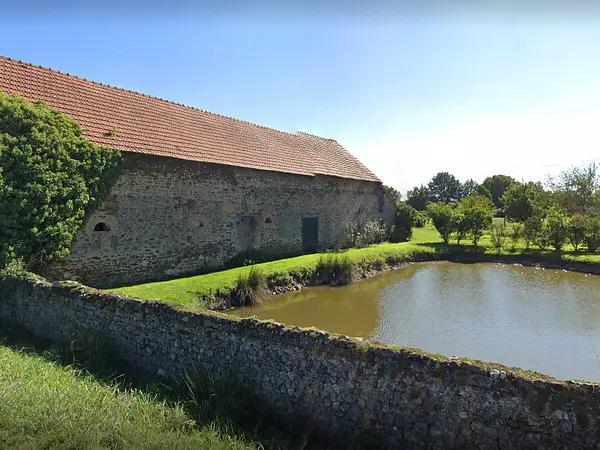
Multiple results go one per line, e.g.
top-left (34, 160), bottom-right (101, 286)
top-left (0, 327), bottom-right (309, 450)
top-left (112, 220), bottom-right (600, 308)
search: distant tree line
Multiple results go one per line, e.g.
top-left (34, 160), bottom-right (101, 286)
top-left (385, 163), bottom-right (600, 253)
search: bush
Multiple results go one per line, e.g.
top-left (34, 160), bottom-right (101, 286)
top-left (343, 220), bottom-right (387, 248)
top-left (231, 267), bottom-right (268, 306)
top-left (414, 210), bottom-right (428, 228)
top-left (507, 223), bottom-right (523, 251)
top-left (567, 215), bottom-right (587, 252)
top-left (0, 92), bottom-right (123, 270)
top-left (489, 222), bottom-right (507, 249)
top-left (584, 216), bottom-right (600, 252)
top-left (390, 202), bottom-right (416, 243)
top-left (427, 202), bottom-right (455, 244)
top-left (546, 207), bottom-right (568, 251)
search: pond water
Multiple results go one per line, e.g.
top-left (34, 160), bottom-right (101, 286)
top-left (229, 262), bottom-right (600, 381)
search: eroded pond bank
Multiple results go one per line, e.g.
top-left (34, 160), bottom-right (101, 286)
top-left (229, 261), bottom-right (600, 381)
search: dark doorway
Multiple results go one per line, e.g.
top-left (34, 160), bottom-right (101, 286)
top-left (302, 217), bottom-right (319, 253)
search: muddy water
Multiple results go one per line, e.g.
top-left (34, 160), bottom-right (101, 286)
top-left (229, 262), bottom-right (600, 381)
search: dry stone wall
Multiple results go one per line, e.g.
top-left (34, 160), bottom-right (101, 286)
top-left (46, 154), bottom-right (386, 288)
top-left (2, 277), bottom-right (600, 449)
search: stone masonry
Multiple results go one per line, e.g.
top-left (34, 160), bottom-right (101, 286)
top-left (2, 277), bottom-right (600, 449)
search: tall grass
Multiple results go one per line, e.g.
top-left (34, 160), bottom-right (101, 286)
top-left (316, 254), bottom-right (355, 285)
top-left (231, 267), bottom-right (268, 307)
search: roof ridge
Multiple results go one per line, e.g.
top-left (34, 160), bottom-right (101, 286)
top-left (0, 55), bottom-right (312, 139)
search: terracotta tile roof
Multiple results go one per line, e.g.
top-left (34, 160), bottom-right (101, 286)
top-left (0, 56), bottom-right (380, 183)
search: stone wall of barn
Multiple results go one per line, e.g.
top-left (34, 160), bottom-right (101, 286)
top-left (45, 154), bottom-right (386, 287)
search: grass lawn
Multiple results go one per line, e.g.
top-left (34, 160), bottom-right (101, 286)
top-left (112, 220), bottom-right (600, 308)
top-left (0, 344), bottom-right (262, 450)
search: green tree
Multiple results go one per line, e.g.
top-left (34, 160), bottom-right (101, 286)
top-left (482, 175), bottom-right (515, 209)
top-left (567, 215), bottom-right (587, 252)
top-left (457, 195), bottom-right (494, 246)
top-left (460, 178), bottom-right (477, 199)
top-left (390, 202), bottom-right (416, 242)
top-left (0, 92), bottom-right (123, 269)
top-left (406, 185), bottom-right (432, 211)
top-left (502, 182), bottom-right (549, 223)
top-left (383, 184), bottom-right (402, 206)
top-left (545, 207), bottom-right (568, 251)
top-left (547, 162), bottom-right (599, 215)
top-left (584, 216), bottom-right (600, 252)
top-left (428, 172), bottom-right (462, 203)
top-left (452, 211), bottom-right (469, 245)
top-left (426, 202), bottom-right (455, 244)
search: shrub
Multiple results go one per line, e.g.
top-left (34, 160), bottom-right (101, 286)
top-left (584, 216), bottom-right (600, 252)
top-left (316, 254), bottom-right (354, 285)
top-left (343, 220), bottom-right (387, 248)
top-left (231, 267), bottom-right (268, 306)
top-left (414, 210), bottom-right (428, 228)
top-left (567, 215), bottom-right (587, 252)
top-left (546, 207), bottom-right (568, 251)
top-left (426, 202), bottom-right (455, 244)
top-left (489, 222), bottom-right (507, 249)
top-left (390, 202), bottom-right (416, 242)
top-left (507, 223), bottom-right (523, 251)
top-left (0, 92), bottom-right (123, 270)
top-left (362, 220), bottom-right (388, 245)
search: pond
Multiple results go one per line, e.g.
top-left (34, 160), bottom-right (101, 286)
top-left (229, 262), bottom-right (600, 382)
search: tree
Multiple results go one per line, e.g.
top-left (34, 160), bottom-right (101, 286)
top-left (383, 184), bottom-right (402, 206)
top-left (482, 175), bottom-right (515, 209)
top-left (428, 172), bottom-right (462, 203)
top-left (460, 179), bottom-right (477, 199)
top-left (456, 195), bottom-right (494, 246)
top-left (406, 185), bottom-right (432, 211)
top-left (502, 182), bottom-right (548, 223)
top-left (547, 162), bottom-right (599, 215)
top-left (390, 202), bottom-right (416, 242)
top-left (567, 215), bottom-right (586, 252)
top-left (545, 207), bottom-right (568, 251)
top-left (426, 202), bottom-right (455, 244)
top-left (0, 92), bottom-right (123, 269)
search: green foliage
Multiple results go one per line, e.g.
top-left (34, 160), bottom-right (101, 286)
top-left (452, 211), bottom-right (469, 245)
top-left (482, 174), bottom-right (515, 209)
top-left (383, 184), bottom-right (402, 205)
top-left (316, 254), bottom-right (354, 284)
top-left (231, 267), bottom-right (267, 306)
top-left (489, 222), bottom-right (507, 249)
top-left (343, 220), bottom-right (387, 248)
top-left (406, 184), bottom-right (431, 211)
top-left (427, 171), bottom-right (462, 203)
top-left (460, 178), bottom-right (477, 198)
top-left (0, 92), bottom-right (123, 270)
top-left (426, 202), bottom-right (455, 244)
top-left (524, 213), bottom-right (547, 250)
top-left (567, 215), bottom-right (587, 252)
top-left (457, 195), bottom-right (494, 246)
top-left (390, 202), bottom-right (416, 243)
top-left (546, 207), bottom-right (568, 251)
top-left (502, 182), bottom-right (548, 223)
top-left (507, 223), bottom-right (523, 251)
top-left (547, 162), bottom-right (599, 215)
top-left (583, 216), bottom-right (600, 252)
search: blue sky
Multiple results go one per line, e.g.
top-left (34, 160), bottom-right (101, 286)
top-left (3, 3), bottom-right (600, 192)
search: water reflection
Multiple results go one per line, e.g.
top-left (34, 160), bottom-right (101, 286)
top-left (229, 262), bottom-right (600, 381)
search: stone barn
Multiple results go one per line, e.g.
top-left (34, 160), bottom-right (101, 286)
top-left (0, 56), bottom-right (394, 287)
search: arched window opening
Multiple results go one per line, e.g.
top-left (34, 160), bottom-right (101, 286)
top-left (198, 220), bottom-right (205, 228)
top-left (93, 222), bottom-right (111, 232)
top-left (264, 217), bottom-right (273, 224)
